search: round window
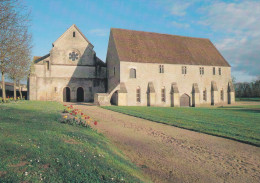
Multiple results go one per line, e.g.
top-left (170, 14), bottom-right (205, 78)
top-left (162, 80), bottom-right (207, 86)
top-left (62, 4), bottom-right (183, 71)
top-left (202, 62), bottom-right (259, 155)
top-left (69, 51), bottom-right (79, 61)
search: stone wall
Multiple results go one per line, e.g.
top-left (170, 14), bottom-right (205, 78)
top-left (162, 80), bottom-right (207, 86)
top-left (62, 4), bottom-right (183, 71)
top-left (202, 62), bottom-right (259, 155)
top-left (106, 32), bottom-right (120, 93)
top-left (117, 61), bottom-right (234, 106)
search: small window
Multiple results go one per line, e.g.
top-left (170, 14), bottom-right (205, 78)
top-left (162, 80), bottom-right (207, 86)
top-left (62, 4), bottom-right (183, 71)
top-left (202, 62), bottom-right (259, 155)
top-left (159, 65), bottom-right (164, 73)
top-left (161, 87), bottom-right (166, 102)
top-left (46, 61), bottom-right (50, 70)
top-left (182, 66), bottom-right (187, 74)
top-left (213, 67), bottom-right (216, 75)
top-left (219, 68), bottom-right (222, 75)
top-left (203, 89), bottom-right (207, 101)
top-left (221, 89), bottom-right (224, 101)
top-left (54, 87), bottom-right (57, 92)
top-left (136, 87), bottom-right (141, 102)
top-left (130, 68), bottom-right (136, 78)
top-left (113, 67), bottom-right (116, 76)
top-left (89, 87), bottom-right (92, 92)
top-left (73, 31), bottom-right (75, 37)
top-left (200, 67), bottom-right (204, 75)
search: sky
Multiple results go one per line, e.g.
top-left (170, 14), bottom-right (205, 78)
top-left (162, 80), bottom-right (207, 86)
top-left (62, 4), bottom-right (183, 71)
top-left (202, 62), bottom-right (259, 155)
top-left (23, 0), bottom-right (260, 82)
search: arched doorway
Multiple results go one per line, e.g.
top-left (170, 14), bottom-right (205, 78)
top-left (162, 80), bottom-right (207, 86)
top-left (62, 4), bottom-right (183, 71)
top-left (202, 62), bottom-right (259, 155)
top-left (77, 87), bottom-right (84, 102)
top-left (180, 94), bottom-right (190, 107)
top-left (110, 91), bottom-right (118, 105)
top-left (63, 87), bottom-right (70, 102)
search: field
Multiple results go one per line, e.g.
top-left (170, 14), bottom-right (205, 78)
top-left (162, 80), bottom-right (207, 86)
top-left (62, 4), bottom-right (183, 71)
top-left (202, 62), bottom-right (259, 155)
top-left (0, 101), bottom-right (147, 182)
top-left (103, 105), bottom-right (260, 146)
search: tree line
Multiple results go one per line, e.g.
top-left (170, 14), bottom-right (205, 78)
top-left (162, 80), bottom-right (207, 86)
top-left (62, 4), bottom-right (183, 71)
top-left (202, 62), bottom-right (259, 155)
top-left (234, 76), bottom-right (260, 98)
top-left (0, 0), bottom-right (32, 102)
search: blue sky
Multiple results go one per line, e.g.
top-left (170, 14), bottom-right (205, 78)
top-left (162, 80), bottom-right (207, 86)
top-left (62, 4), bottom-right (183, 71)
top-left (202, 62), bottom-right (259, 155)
top-left (24, 0), bottom-right (260, 82)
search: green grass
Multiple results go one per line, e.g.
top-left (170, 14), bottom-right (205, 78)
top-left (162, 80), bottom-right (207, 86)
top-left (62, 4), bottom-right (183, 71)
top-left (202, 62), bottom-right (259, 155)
top-left (0, 101), bottom-right (147, 183)
top-left (236, 97), bottom-right (260, 102)
top-left (102, 105), bottom-right (260, 147)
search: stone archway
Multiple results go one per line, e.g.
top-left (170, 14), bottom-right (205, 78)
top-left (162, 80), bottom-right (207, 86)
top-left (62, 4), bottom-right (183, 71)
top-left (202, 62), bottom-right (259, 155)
top-left (180, 94), bottom-right (190, 107)
top-left (63, 87), bottom-right (70, 102)
top-left (77, 87), bottom-right (84, 102)
top-left (110, 91), bottom-right (118, 105)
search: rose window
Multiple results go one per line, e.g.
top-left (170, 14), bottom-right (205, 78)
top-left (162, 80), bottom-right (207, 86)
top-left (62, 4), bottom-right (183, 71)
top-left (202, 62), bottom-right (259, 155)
top-left (69, 52), bottom-right (79, 61)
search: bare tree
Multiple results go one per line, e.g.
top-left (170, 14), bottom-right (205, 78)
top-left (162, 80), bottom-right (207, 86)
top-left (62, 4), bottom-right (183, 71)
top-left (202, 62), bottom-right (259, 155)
top-left (15, 33), bottom-right (32, 99)
top-left (7, 32), bottom-right (31, 100)
top-left (0, 0), bottom-right (31, 102)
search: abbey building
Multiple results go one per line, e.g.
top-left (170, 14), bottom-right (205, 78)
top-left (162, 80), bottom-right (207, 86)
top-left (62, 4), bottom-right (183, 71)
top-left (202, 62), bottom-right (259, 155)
top-left (29, 24), bottom-right (235, 107)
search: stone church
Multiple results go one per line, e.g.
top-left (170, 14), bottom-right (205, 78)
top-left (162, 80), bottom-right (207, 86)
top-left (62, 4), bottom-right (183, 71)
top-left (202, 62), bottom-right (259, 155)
top-left (29, 24), bottom-right (106, 102)
top-left (29, 24), bottom-right (235, 107)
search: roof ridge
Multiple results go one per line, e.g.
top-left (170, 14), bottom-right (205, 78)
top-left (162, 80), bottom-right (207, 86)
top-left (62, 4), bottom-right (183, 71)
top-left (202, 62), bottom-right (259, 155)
top-left (111, 28), bottom-right (210, 40)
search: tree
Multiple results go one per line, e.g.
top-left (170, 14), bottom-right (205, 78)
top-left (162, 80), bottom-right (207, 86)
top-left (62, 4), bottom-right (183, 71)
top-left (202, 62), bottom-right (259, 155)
top-left (0, 0), bottom-right (31, 102)
top-left (235, 76), bottom-right (260, 98)
top-left (7, 29), bottom-right (32, 100)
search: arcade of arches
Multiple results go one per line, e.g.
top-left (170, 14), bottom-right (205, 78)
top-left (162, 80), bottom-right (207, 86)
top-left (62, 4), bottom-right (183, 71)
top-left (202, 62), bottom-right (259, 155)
top-left (63, 87), bottom-right (85, 102)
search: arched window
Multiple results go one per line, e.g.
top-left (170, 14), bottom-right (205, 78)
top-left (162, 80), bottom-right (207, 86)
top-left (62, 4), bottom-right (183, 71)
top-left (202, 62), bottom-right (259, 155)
top-left (161, 87), bottom-right (166, 102)
top-left (130, 68), bottom-right (136, 78)
top-left (203, 89), bottom-right (207, 101)
top-left (221, 89), bottom-right (224, 101)
top-left (136, 87), bottom-right (141, 102)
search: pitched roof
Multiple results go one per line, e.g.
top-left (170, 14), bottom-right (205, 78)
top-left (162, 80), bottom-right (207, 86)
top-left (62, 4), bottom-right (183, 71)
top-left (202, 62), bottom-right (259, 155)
top-left (34, 54), bottom-right (50, 64)
top-left (53, 24), bottom-right (93, 47)
top-left (111, 28), bottom-right (230, 67)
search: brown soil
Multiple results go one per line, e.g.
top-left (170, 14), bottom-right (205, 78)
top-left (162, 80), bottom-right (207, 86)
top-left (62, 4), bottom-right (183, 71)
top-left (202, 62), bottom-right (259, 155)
top-left (74, 105), bottom-right (260, 183)
top-left (9, 161), bottom-right (27, 168)
top-left (0, 171), bottom-right (7, 177)
top-left (42, 164), bottom-right (50, 169)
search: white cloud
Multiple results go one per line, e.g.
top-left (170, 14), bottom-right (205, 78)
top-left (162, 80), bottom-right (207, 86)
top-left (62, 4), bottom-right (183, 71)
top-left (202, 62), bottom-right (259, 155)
top-left (203, 1), bottom-right (260, 36)
top-left (170, 2), bottom-right (191, 16)
top-left (88, 29), bottom-right (108, 37)
top-left (171, 21), bottom-right (190, 29)
top-left (201, 1), bottom-right (260, 82)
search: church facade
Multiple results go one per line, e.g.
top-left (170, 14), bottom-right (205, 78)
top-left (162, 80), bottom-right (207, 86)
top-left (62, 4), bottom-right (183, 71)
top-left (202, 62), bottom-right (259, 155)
top-left (29, 25), bottom-right (235, 107)
top-left (29, 25), bottom-right (106, 102)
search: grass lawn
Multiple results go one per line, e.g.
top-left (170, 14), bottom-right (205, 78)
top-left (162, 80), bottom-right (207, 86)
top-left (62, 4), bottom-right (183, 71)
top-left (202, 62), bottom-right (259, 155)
top-left (236, 97), bottom-right (260, 102)
top-left (102, 105), bottom-right (260, 147)
top-left (0, 101), bottom-right (147, 183)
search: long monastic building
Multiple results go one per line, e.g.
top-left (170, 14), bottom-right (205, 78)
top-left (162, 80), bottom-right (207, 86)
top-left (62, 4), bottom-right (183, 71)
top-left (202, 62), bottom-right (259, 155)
top-left (29, 24), bottom-right (235, 107)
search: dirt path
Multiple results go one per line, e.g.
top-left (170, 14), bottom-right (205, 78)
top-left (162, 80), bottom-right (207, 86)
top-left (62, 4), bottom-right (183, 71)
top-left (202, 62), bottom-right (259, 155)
top-left (74, 105), bottom-right (260, 183)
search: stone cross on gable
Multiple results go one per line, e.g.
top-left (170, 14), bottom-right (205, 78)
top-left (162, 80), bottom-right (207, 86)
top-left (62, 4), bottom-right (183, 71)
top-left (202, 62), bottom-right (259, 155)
top-left (69, 52), bottom-right (79, 61)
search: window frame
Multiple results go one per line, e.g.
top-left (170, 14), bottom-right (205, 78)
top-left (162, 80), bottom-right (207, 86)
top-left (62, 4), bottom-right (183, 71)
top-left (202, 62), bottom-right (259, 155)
top-left (182, 66), bottom-right (187, 74)
top-left (161, 87), bottom-right (166, 102)
top-left (130, 68), bottom-right (136, 78)
top-left (73, 31), bottom-right (76, 37)
top-left (46, 61), bottom-right (50, 71)
top-left (136, 87), bottom-right (141, 103)
top-left (219, 68), bottom-right (222, 75)
top-left (159, 65), bottom-right (164, 73)
top-left (213, 67), bottom-right (216, 75)
top-left (200, 67), bottom-right (204, 75)
top-left (221, 89), bottom-right (224, 101)
top-left (203, 89), bottom-right (207, 101)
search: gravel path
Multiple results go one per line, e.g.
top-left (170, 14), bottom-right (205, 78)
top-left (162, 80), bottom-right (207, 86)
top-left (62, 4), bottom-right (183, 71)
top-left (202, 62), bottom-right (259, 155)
top-left (74, 105), bottom-right (260, 183)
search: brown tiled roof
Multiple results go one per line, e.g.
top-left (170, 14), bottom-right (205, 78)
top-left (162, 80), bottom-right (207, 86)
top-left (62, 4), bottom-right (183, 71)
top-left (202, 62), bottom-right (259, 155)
top-left (111, 28), bottom-right (230, 67)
